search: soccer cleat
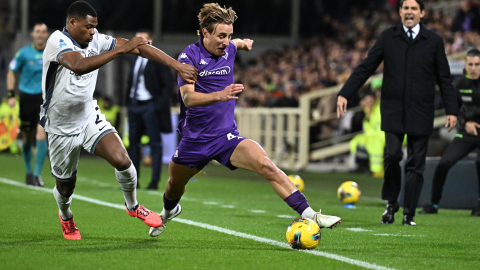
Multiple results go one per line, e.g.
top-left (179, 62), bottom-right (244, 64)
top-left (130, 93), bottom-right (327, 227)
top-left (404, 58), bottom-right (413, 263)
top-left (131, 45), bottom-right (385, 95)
top-left (35, 176), bottom-right (45, 187)
top-left (149, 204), bottom-right (182, 237)
top-left (312, 209), bottom-right (341, 229)
top-left (418, 204), bottom-right (438, 214)
top-left (58, 211), bottom-right (81, 240)
top-left (402, 215), bottom-right (417, 226)
top-left (381, 201), bottom-right (400, 224)
top-left (26, 174), bottom-right (36, 186)
top-left (126, 204), bottom-right (163, 227)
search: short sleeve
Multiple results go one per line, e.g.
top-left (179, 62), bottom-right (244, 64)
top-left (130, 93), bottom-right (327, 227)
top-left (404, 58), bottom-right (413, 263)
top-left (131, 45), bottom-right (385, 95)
top-left (95, 29), bottom-right (117, 54)
top-left (177, 47), bottom-right (196, 87)
top-left (8, 50), bottom-right (24, 72)
top-left (46, 32), bottom-right (75, 63)
top-left (230, 40), bottom-right (238, 56)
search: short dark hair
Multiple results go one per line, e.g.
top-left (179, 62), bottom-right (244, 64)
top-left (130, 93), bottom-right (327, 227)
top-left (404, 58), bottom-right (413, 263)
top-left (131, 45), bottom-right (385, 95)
top-left (466, 48), bottom-right (480, 58)
top-left (32, 22), bottom-right (47, 31)
top-left (399, 0), bottom-right (425, 11)
top-left (67, 1), bottom-right (97, 20)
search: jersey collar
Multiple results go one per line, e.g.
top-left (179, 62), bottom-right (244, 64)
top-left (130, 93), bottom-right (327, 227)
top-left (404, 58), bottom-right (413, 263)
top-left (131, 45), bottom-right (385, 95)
top-left (62, 28), bottom-right (83, 48)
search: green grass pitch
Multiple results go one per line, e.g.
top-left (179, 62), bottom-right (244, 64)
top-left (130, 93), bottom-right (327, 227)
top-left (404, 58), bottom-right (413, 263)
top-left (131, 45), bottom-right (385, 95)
top-left (0, 153), bottom-right (479, 270)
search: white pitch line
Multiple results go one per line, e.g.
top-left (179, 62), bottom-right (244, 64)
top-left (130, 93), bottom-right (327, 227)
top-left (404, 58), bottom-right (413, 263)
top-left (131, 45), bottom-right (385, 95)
top-left (0, 177), bottom-right (396, 270)
top-left (346, 228), bottom-right (372, 232)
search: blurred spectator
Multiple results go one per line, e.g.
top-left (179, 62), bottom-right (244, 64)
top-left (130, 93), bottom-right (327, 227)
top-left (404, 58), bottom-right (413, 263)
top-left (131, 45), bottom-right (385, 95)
top-left (451, 0), bottom-right (480, 33)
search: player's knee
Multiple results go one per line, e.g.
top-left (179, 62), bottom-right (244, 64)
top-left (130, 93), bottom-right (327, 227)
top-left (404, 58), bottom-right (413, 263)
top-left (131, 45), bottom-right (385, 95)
top-left (112, 152), bottom-right (132, 171)
top-left (56, 177), bottom-right (76, 197)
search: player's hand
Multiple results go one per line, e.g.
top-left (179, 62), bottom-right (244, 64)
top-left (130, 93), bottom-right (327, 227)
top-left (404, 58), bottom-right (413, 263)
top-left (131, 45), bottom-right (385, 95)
top-left (465, 121), bottom-right (480, 136)
top-left (242, 39), bottom-right (253, 51)
top-left (445, 115), bottom-right (457, 132)
top-left (175, 63), bottom-right (197, 84)
top-left (7, 97), bottom-right (16, 108)
top-left (218, 84), bottom-right (243, 101)
top-left (337, 96), bottom-right (348, 118)
top-left (120, 37), bottom-right (151, 54)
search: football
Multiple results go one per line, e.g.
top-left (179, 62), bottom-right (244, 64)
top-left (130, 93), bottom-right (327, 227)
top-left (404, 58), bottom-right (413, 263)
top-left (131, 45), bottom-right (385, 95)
top-left (286, 218), bottom-right (321, 249)
top-left (337, 181), bottom-right (361, 205)
top-left (288, 174), bottom-right (305, 192)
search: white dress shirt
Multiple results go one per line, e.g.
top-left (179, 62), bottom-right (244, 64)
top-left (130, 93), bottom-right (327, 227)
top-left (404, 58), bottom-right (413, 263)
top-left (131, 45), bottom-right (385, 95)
top-left (130, 57), bottom-right (152, 101)
top-left (403, 24), bottom-right (420, 40)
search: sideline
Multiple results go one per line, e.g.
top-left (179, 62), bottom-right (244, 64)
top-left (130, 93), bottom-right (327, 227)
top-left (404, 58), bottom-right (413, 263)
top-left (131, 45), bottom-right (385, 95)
top-left (0, 177), bottom-right (396, 270)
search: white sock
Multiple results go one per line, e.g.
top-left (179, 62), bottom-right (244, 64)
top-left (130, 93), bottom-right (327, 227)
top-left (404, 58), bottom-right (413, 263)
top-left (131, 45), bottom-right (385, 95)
top-left (115, 163), bottom-right (138, 211)
top-left (53, 186), bottom-right (73, 220)
top-left (301, 207), bottom-right (316, 219)
top-left (163, 205), bottom-right (180, 219)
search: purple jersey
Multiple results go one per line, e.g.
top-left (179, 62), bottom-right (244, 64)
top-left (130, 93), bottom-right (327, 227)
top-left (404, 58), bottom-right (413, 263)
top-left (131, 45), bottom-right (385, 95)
top-left (177, 38), bottom-right (237, 139)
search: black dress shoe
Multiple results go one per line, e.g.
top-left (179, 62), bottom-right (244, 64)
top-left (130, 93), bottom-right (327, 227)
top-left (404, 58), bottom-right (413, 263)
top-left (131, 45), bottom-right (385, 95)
top-left (403, 215), bottom-right (417, 226)
top-left (472, 202), bottom-right (480, 216)
top-left (147, 182), bottom-right (158, 190)
top-left (381, 201), bottom-right (399, 224)
top-left (418, 204), bottom-right (438, 214)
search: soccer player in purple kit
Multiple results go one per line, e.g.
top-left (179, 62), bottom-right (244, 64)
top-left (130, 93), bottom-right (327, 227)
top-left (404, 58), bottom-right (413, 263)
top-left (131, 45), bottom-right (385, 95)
top-left (149, 3), bottom-right (341, 237)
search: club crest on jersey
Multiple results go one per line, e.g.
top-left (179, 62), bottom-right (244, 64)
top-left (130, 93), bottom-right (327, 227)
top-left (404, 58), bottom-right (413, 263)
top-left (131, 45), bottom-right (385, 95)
top-left (199, 66), bottom-right (231, 77)
top-left (87, 49), bottom-right (98, 57)
top-left (59, 39), bottom-right (67, 48)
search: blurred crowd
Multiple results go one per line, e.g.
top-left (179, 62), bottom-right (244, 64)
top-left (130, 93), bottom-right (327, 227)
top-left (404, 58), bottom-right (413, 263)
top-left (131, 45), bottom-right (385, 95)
top-left (233, 0), bottom-right (480, 112)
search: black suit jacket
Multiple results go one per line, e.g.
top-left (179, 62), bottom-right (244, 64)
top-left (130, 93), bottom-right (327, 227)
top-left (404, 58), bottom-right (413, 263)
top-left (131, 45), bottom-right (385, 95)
top-left (339, 23), bottom-right (458, 136)
top-left (127, 56), bottom-right (173, 133)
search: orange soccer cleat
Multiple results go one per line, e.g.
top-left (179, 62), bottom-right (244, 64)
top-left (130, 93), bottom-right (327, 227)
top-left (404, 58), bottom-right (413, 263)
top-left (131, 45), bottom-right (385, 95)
top-left (58, 211), bottom-right (81, 240)
top-left (126, 204), bottom-right (163, 227)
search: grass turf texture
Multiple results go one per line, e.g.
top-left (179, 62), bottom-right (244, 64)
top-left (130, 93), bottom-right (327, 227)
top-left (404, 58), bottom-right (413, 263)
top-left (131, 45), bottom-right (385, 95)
top-left (0, 153), bottom-right (479, 270)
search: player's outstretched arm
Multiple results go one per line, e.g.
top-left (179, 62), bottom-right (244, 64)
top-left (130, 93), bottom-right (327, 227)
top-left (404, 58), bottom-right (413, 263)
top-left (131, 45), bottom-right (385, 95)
top-left (181, 84), bottom-right (243, 108)
top-left (59, 37), bottom-right (149, 75)
top-left (116, 38), bottom-right (197, 84)
top-left (233, 39), bottom-right (253, 51)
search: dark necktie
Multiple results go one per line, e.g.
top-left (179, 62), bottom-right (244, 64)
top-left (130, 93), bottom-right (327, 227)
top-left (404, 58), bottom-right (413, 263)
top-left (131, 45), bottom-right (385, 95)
top-left (408, 29), bottom-right (414, 42)
top-left (132, 58), bottom-right (146, 104)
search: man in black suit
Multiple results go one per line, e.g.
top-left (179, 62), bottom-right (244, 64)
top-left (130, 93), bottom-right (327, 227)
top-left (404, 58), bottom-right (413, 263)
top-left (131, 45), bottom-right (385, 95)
top-left (127, 30), bottom-right (173, 190)
top-left (337, 0), bottom-right (458, 225)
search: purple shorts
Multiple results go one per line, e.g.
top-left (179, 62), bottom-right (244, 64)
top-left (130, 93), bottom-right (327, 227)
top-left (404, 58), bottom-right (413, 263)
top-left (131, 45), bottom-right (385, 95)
top-left (172, 130), bottom-right (246, 170)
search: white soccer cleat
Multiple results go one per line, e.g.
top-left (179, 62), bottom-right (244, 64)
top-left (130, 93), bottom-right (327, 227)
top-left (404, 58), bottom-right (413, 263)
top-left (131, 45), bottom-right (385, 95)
top-left (312, 209), bottom-right (341, 229)
top-left (149, 204), bottom-right (182, 237)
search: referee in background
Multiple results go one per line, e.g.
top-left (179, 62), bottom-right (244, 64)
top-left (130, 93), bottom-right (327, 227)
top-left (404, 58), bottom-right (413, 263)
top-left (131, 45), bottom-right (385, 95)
top-left (7, 23), bottom-right (49, 186)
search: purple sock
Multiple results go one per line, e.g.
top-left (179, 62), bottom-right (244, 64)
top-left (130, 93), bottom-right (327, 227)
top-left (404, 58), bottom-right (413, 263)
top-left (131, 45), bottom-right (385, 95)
top-left (284, 190), bottom-right (310, 215)
top-left (163, 193), bottom-right (181, 211)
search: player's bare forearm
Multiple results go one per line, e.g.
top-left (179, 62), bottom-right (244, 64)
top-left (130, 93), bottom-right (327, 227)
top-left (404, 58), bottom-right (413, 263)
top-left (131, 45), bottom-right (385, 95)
top-left (59, 49), bottom-right (122, 75)
top-left (136, 44), bottom-right (180, 70)
top-left (180, 85), bottom-right (220, 108)
top-left (6, 69), bottom-right (15, 90)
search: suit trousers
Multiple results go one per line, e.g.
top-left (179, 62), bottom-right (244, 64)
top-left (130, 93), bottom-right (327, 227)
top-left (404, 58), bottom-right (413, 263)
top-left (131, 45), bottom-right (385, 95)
top-left (128, 100), bottom-right (163, 184)
top-left (383, 132), bottom-right (429, 216)
top-left (430, 133), bottom-right (480, 204)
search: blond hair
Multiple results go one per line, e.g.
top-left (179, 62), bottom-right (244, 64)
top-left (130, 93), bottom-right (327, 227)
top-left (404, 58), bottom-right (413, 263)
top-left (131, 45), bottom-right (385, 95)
top-left (197, 3), bottom-right (237, 37)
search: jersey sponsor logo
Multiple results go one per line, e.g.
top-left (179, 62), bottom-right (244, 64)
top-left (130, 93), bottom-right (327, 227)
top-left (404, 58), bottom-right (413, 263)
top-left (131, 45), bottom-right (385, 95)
top-left (69, 70), bottom-right (94, 81)
top-left (227, 133), bottom-right (243, 140)
top-left (53, 166), bottom-right (63, 175)
top-left (59, 39), bottom-right (67, 48)
top-left (199, 66), bottom-right (231, 77)
top-left (180, 53), bottom-right (188, 59)
top-left (199, 59), bottom-right (208, 65)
